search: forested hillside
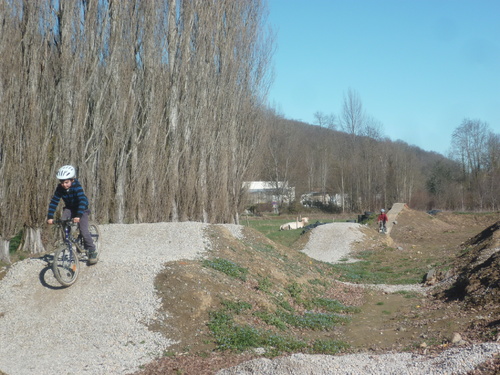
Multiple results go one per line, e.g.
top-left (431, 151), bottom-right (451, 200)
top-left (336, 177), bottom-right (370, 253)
top-left (250, 114), bottom-right (499, 216)
top-left (0, 0), bottom-right (498, 262)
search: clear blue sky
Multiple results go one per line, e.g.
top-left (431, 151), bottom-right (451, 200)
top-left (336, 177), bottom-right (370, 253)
top-left (266, 0), bottom-right (500, 155)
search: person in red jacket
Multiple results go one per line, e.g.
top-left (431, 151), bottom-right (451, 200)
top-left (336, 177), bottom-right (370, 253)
top-left (377, 209), bottom-right (388, 233)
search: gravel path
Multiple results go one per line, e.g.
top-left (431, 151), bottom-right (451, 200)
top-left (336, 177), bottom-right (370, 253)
top-left (217, 343), bottom-right (500, 375)
top-left (0, 222), bottom-right (212, 375)
top-left (0, 222), bottom-right (498, 375)
top-left (301, 222), bottom-right (366, 263)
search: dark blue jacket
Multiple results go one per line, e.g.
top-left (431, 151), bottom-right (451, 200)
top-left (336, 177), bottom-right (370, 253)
top-left (47, 179), bottom-right (89, 219)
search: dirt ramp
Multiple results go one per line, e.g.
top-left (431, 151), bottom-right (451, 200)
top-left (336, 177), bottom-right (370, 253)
top-left (388, 207), bottom-right (454, 242)
top-left (385, 203), bottom-right (407, 233)
top-left (442, 221), bottom-right (500, 306)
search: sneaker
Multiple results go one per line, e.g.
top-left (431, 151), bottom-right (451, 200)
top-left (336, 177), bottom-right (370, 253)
top-left (88, 251), bottom-right (98, 265)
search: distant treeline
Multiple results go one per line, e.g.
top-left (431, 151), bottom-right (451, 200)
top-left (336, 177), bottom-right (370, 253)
top-left (250, 114), bottom-right (499, 216)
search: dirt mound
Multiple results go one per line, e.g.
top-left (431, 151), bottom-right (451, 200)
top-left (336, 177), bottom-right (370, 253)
top-left (441, 221), bottom-right (500, 307)
top-left (389, 208), bottom-right (455, 243)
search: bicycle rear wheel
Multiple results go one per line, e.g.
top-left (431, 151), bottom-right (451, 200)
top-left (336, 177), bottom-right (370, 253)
top-left (89, 224), bottom-right (101, 259)
top-left (52, 245), bottom-right (80, 287)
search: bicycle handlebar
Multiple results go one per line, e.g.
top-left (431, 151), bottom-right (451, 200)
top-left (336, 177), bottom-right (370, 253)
top-left (53, 219), bottom-right (77, 226)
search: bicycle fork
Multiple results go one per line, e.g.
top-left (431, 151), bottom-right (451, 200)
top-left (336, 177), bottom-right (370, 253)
top-left (63, 227), bottom-right (78, 271)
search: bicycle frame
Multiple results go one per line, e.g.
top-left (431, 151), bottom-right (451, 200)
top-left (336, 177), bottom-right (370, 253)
top-left (57, 219), bottom-right (86, 255)
top-left (52, 219), bottom-right (100, 287)
top-left (52, 219), bottom-right (82, 287)
top-left (378, 221), bottom-right (387, 233)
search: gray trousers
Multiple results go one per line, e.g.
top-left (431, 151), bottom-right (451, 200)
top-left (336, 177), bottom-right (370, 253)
top-left (62, 208), bottom-right (96, 252)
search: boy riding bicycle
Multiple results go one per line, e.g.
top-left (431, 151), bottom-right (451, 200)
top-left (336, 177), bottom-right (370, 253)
top-left (47, 165), bottom-right (98, 265)
top-left (377, 209), bottom-right (388, 233)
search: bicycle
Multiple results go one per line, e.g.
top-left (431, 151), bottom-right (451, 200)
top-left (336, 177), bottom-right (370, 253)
top-left (378, 221), bottom-right (387, 234)
top-left (52, 219), bottom-right (101, 287)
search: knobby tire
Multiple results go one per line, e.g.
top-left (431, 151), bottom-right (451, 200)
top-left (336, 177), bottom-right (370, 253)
top-left (52, 245), bottom-right (80, 287)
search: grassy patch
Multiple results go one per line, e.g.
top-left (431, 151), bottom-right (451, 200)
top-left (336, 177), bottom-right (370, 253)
top-left (311, 339), bottom-right (349, 354)
top-left (277, 310), bottom-right (350, 330)
top-left (303, 298), bottom-right (360, 313)
top-left (330, 248), bottom-right (428, 285)
top-left (285, 282), bottom-right (303, 298)
top-left (274, 297), bottom-right (294, 312)
top-left (207, 310), bottom-right (307, 354)
top-left (257, 276), bottom-right (273, 293)
top-left (220, 300), bottom-right (252, 314)
top-left (395, 290), bottom-right (420, 299)
top-left (208, 307), bottom-right (350, 355)
top-left (203, 258), bottom-right (248, 281)
top-left (245, 219), bottom-right (302, 247)
top-left (308, 278), bottom-right (329, 287)
top-left (245, 218), bottom-right (332, 248)
top-left (253, 310), bottom-right (288, 330)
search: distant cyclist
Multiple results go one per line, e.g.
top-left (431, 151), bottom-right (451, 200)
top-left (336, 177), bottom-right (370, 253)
top-left (377, 209), bottom-right (389, 233)
top-left (47, 165), bottom-right (98, 264)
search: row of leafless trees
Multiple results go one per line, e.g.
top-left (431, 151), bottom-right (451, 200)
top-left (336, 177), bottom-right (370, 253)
top-left (0, 0), bottom-right (274, 261)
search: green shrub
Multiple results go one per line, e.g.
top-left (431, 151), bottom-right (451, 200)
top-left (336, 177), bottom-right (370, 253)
top-left (286, 282), bottom-right (303, 298)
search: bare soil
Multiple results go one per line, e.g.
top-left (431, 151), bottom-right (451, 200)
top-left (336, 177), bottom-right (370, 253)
top-left (133, 209), bottom-right (500, 375)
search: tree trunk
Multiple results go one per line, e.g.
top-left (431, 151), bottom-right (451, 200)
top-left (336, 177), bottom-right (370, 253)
top-left (115, 165), bottom-right (126, 224)
top-left (0, 239), bottom-right (10, 264)
top-left (21, 227), bottom-right (46, 255)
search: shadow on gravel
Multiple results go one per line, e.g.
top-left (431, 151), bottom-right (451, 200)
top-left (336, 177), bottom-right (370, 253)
top-left (38, 254), bottom-right (66, 290)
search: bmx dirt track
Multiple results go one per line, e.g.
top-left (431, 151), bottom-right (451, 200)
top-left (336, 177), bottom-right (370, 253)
top-left (0, 208), bottom-right (499, 374)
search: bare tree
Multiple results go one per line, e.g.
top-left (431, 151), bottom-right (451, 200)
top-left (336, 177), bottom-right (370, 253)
top-left (314, 111), bottom-right (337, 129)
top-left (484, 133), bottom-right (500, 209)
top-left (451, 118), bottom-right (492, 209)
top-left (340, 88), bottom-right (365, 137)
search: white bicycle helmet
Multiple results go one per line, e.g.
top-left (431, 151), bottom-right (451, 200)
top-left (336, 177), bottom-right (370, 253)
top-left (56, 165), bottom-right (76, 180)
top-left (381, 209), bottom-right (385, 213)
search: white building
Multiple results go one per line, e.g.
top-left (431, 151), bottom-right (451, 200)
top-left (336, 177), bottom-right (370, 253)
top-left (243, 181), bottom-right (295, 205)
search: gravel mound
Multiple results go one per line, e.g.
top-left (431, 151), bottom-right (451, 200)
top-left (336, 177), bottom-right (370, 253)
top-left (301, 222), bottom-right (365, 263)
top-left (217, 343), bottom-right (500, 375)
top-left (0, 222), bottom-right (210, 375)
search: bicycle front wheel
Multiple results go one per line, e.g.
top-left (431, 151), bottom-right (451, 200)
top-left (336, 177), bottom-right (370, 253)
top-left (52, 245), bottom-right (80, 287)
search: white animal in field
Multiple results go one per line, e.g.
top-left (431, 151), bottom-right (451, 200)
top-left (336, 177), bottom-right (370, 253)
top-left (279, 217), bottom-right (309, 230)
